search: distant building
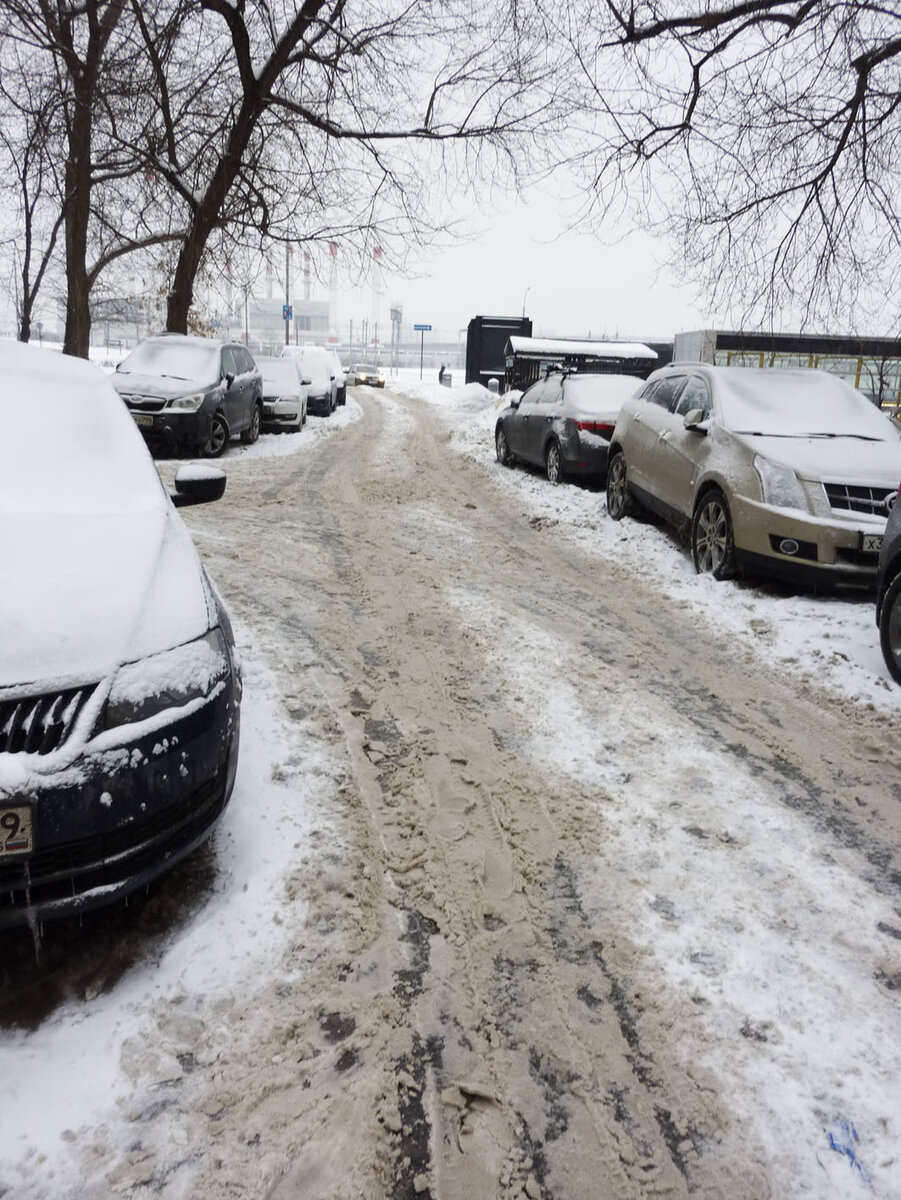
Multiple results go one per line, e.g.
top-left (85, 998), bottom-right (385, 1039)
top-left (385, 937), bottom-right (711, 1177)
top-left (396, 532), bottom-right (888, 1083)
top-left (674, 329), bottom-right (901, 408)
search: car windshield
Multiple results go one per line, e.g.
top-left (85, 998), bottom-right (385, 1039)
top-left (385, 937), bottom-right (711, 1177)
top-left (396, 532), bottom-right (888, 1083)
top-left (357, 364), bottom-right (379, 374)
top-left (117, 339), bottom-right (220, 383)
top-left (564, 374), bottom-right (642, 413)
top-left (256, 358), bottom-right (299, 391)
top-left (2, 343), bottom-right (165, 516)
top-left (718, 369), bottom-right (899, 441)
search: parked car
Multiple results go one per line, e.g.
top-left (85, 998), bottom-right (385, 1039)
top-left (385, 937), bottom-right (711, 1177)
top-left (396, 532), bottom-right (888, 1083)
top-left (495, 371), bottom-right (641, 483)
top-left (282, 345), bottom-right (336, 415)
top-left (0, 341), bottom-right (241, 930)
top-left (876, 485), bottom-right (901, 683)
top-left (327, 351), bottom-right (347, 406)
top-left (256, 355), bottom-right (308, 431)
top-left (113, 334), bottom-right (263, 457)
top-left (349, 364), bottom-right (385, 388)
top-left (606, 364), bottom-right (901, 585)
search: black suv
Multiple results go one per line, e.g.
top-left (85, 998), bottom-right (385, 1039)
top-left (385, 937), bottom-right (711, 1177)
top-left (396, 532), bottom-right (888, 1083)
top-left (113, 334), bottom-right (263, 457)
top-left (876, 485), bottom-right (901, 683)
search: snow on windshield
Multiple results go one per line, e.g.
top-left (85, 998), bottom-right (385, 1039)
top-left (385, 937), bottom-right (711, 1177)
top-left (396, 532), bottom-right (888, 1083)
top-left (718, 369), bottom-right (900, 440)
top-left (256, 358), bottom-right (299, 390)
top-left (0, 340), bottom-right (164, 516)
top-left (564, 373), bottom-right (642, 413)
top-left (117, 338), bottom-right (220, 383)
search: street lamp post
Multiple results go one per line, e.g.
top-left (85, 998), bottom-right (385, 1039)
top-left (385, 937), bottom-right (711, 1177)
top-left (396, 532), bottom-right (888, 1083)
top-left (522, 286), bottom-right (530, 318)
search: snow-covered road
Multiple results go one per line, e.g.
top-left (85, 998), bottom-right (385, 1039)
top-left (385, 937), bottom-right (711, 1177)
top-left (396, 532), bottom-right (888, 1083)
top-left (2, 377), bottom-right (899, 1199)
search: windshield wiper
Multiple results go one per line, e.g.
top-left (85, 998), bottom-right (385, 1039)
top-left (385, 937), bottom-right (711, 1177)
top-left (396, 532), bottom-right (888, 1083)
top-left (736, 430), bottom-right (881, 441)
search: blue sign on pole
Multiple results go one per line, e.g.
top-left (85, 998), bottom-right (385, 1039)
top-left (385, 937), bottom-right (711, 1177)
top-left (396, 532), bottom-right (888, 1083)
top-left (413, 323), bottom-right (432, 331)
top-left (283, 304), bottom-right (293, 321)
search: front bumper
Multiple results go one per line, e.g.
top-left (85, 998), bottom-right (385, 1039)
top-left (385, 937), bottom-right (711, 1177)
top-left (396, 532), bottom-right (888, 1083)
top-left (730, 494), bottom-right (885, 584)
top-left (307, 391), bottom-right (332, 416)
top-left (262, 401), bottom-right (302, 429)
top-left (126, 407), bottom-right (213, 452)
top-left (0, 680), bottom-right (240, 929)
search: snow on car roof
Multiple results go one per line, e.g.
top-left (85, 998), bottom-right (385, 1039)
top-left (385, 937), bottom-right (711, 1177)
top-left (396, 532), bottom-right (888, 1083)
top-left (715, 367), bottom-right (901, 441)
top-left (508, 336), bottom-right (657, 359)
top-left (1, 340), bottom-right (164, 515)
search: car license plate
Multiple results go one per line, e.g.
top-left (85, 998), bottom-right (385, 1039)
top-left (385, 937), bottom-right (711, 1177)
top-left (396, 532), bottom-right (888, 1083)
top-left (133, 413), bottom-right (153, 428)
top-left (0, 805), bottom-right (34, 857)
top-left (861, 533), bottom-right (883, 553)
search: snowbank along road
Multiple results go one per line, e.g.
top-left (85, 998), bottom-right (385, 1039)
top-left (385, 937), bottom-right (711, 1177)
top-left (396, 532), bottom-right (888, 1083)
top-left (2, 380), bottom-right (900, 1199)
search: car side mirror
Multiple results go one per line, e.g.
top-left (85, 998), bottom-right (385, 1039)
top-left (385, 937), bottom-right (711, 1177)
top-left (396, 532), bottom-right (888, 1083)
top-left (224, 372), bottom-right (235, 389)
top-left (510, 397), bottom-right (521, 409)
top-left (683, 409), bottom-right (708, 433)
top-left (171, 464), bottom-right (226, 507)
top-left (301, 376), bottom-right (312, 386)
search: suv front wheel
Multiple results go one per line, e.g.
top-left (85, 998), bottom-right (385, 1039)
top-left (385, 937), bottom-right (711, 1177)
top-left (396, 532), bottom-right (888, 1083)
top-left (879, 570), bottom-right (901, 685)
top-left (691, 488), bottom-right (736, 579)
top-left (241, 402), bottom-right (262, 445)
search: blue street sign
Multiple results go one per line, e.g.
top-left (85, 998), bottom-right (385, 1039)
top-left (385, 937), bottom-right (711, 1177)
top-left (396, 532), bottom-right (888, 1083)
top-left (283, 304), bottom-right (293, 320)
top-left (413, 323), bottom-right (432, 331)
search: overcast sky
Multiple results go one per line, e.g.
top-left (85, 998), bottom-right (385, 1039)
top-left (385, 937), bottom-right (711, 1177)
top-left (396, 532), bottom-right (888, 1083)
top-left (332, 190), bottom-right (710, 347)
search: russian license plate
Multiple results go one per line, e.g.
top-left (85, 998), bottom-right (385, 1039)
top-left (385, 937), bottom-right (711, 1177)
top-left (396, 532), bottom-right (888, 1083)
top-left (0, 805), bottom-right (34, 857)
top-left (861, 533), bottom-right (883, 553)
top-left (133, 413), bottom-right (153, 428)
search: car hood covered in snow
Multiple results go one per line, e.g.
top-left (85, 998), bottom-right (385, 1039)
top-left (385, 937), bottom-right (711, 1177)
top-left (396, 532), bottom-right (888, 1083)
top-left (111, 371), bottom-right (214, 400)
top-left (0, 341), bottom-right (213, 691)
top-left (736, 431), bottom-right (901, 484)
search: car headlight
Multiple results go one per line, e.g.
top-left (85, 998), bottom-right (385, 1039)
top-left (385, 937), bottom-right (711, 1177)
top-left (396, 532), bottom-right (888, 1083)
top-left (753, 455), bottom-right (808, 510)
top-left (168, 392), bottom-right (205, 411)
top-left (98, 627), bottom-right (231, 731)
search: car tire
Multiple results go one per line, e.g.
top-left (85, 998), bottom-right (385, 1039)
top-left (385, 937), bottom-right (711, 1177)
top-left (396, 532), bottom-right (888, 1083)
top-left (495, 424), bottom-right (514, 467)
top-left (545, 440), bottom-right (564, 485)
top-left (240, 403), bottom-right (262, 445)
top-left (691, 488), bottom-right (736, 579)
top-left (204, 411), bottom-right (229, 458)
top-left (606, 450), bottom-right (635, 520)
top-left (879, 570), bottom-right (901, 685)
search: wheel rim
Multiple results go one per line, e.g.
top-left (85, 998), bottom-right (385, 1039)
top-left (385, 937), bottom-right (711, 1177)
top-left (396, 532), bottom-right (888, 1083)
top-left (496, 428), bottom-right (507, 462)
top-left (608, 456), bottom-right (626, 513)
top-left (251, 407), bottom-right (260, 438)
top-left (547, 443), bottom-right (560, 483)
top-left (208, 416), bottom-right (226, 454)
top-left (695, 499), bottom-right (729, 573)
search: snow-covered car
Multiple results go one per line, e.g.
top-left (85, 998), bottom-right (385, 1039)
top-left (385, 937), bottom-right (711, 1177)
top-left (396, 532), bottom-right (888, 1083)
top-left (876, 484), bottom-right (901, 682)
top-left (607, 364), bottom-right (901, 584)
top-left (256, 355), bottom-right (308, 431)
top-left (349, 364), bottom-right (385, 388)
top-left (326, 351), bottom-right (347, 407)
top-left (495, 371), bottom-right (642, 483)
top-left (282, 345), bottom-right (336, 415)
top-left (113, 334), bottom-right (263, 457)
top-left (0, 342), bottom-right (242, 930)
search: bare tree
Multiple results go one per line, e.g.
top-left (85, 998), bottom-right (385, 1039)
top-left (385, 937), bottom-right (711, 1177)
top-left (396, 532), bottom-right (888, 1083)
top-left (564, 0), bottom-right (901, 328)
top-left (0, 50), bottom-right (65, 343)
top-left (1, 0), bottom-right (188, 356)
top-left (125, 0), bottom-right (568, 333)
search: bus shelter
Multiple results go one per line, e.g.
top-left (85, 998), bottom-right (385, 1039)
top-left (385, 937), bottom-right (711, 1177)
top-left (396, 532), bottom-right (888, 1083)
top-left (504, 337), bottom-right (658, 392)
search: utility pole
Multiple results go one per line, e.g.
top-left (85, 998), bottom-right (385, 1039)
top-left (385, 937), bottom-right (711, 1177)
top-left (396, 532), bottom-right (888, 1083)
top-left (285, 243), bottom-right (290, 346)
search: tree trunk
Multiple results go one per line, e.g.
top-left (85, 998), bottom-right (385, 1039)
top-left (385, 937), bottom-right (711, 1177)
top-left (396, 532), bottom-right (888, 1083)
top-left (62, 84), bottom-right (94, 358)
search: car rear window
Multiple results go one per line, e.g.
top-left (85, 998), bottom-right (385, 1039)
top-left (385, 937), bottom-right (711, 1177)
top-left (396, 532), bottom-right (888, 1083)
top-left (564, 374), bottom-right (642, 413)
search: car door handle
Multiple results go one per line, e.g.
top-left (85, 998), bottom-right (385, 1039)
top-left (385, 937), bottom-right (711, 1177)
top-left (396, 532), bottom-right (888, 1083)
top-left (660, 430), bottom-right (671, 442)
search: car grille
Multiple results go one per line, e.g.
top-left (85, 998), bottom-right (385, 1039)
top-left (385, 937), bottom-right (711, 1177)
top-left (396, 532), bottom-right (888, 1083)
top-left (0, 769), bottom-right (227, 915)
top-left (824, 483), bottom-right (894, 517)
top-left (0, 685), bottom-right (96, 755)
top-left (121, 394), bottom-right (167, 412)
